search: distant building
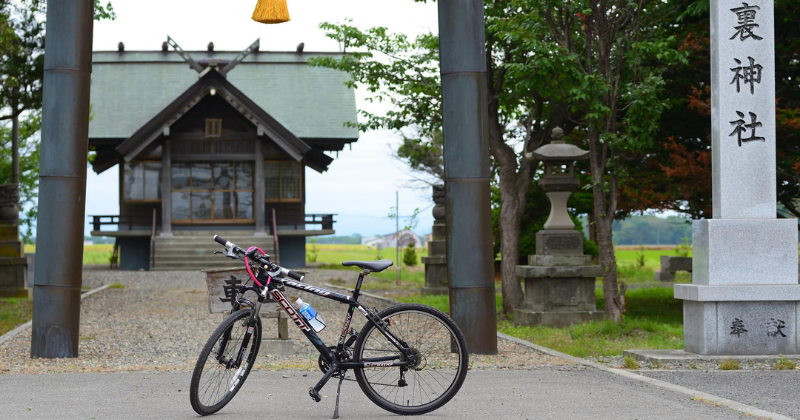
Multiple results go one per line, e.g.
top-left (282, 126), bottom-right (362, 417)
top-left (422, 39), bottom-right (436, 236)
top-left (362, 230), bottom-right (422, 248)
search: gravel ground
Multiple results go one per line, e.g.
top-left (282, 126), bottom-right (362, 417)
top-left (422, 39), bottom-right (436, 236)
top-left (0, 268), bottom-right (573, 374)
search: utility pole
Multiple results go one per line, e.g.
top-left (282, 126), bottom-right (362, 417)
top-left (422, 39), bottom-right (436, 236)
top-left (396, 191), bottom-right (400, 286)
top-left (437, 0), bottom-right (497, 354)
top-left (31, 0), bottom-right (93, 358)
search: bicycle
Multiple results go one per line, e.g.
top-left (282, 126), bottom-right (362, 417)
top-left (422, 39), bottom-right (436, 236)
top-left (189, 235), bottom-right (469, 418)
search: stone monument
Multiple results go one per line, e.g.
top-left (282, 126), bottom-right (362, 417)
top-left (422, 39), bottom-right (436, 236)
top-left (675, 0), bottom-right (800, 355)
top-left (421, 184), bottom-right (448, 295)
top-left (514, 128), bottom-right (603, 327)
top-left (0, 185), bottom-right (27, 298)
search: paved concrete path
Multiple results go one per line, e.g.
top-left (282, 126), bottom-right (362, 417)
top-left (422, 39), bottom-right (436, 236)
top-left (641, 370), bottom-right (800, 419)
top-left (0, 370), bottom-right (753, 420)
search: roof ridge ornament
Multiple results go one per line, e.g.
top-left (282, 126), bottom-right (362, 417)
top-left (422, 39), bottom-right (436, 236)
top-left (219, 38), bottom-right (261, 77)
top-left (166, 35), bottom-right (204, 73)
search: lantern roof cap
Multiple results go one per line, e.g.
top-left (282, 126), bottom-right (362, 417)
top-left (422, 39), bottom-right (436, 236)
top-left (532, 127), bottom-right (589, 161)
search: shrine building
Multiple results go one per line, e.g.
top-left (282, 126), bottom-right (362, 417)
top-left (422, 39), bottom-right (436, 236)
top-left (88, 40), bottom-right (357, 270)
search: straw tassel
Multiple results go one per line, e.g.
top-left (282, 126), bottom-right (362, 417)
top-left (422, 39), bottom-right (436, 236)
top-left (251, 0), bottom-right (290, 24)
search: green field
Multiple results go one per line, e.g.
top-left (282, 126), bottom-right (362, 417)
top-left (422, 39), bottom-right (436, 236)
top-left (26, 244), bottom-right (114, 265)
top-left (0, 297), bottom-right (32, 336)
top-left (308, 243), bottom-right (428, 289)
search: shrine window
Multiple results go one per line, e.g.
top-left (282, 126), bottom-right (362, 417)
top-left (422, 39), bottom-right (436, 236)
top-left (123, 161), bottom-right (162, 201)
top-left (205, 119), bottom-right (222, 138)
top-left (264, 161), bottom-right (302, 202)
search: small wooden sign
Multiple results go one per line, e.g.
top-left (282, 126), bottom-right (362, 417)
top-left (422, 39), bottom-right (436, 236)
top-left (204, 268), bottom-right (279, 316)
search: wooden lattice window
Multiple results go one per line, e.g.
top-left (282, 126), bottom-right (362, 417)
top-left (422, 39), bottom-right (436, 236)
top-left (264, 161), bottom-right (302, 202)
top-left (205, 119), bottom-right (222, 138)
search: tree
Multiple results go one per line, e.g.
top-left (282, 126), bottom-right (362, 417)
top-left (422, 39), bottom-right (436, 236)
top-left (311, 3), bottom-right (580, 314)
top-left (511, 0), bottom-right (687, 320)
top-left (402, 242), bottom-right (418, 267)
top-left (0, 0), bottom-right (116, 239)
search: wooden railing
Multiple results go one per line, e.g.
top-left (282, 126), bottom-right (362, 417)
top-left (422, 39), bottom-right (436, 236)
top-left (90, 215), bottom-right (158, 231)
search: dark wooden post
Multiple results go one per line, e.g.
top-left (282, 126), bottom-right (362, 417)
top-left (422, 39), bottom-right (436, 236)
top-left (160, 138), bottom-right (172, 235)
top-left (254, 139), bottom-right (266, 235)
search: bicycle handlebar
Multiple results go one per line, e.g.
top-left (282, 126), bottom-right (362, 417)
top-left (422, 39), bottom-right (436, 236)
top-left (212, 235), bottom-right (304, 282)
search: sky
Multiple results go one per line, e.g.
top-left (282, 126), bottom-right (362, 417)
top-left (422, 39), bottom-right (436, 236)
top-left (86, 0), bottom-right (441, 237)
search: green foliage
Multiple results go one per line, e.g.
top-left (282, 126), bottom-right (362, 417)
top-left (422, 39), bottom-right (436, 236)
top-left (306, 238), bottom-right (319, 263)
top-left (623, 356), bottom-right (640, 370)
top-left (402, 242), bottom-right (417, 267)
top-left (674, 236), bottom-right (691, 258)
top-left (718, 359), bottom-right (741, 370)
top-left (612, 215), bottom-right (692, 246)
top-left (0, 296), bottom-right (31, 336)
top-left (107, 282), bottom-right (125, 289)
top-left (308, 234), bottom-right (363, 245)
top-left (772, 355), bottom-right (796, 370)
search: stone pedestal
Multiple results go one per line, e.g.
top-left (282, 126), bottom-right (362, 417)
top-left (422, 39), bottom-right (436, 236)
top-left (676, 219), bottom-right (800, 355)
top-left (422, 185), bottom-right (449, 295)
top-left (514, 241), bottom-right (604, 327)
top-left (0, 186), bottom-right (26, 298)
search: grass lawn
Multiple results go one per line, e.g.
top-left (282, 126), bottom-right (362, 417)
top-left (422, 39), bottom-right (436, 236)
top-left (27, 244), bottom-right (114, 265)
top-left (0, 297), bottom-right (32, 336)
top-left (398, 287), bottom-right (683, 358)
top-left (309, 243), bottom-right (428, 289)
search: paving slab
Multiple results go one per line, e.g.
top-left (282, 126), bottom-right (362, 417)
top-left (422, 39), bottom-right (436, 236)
top-left (0, 370), bottom-right (753, 419)
top-left (640, 370), bottom-right (800, 420)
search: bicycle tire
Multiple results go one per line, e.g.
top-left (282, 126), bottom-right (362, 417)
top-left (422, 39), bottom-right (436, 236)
top-left (353, 303), bottom-right (468, 415)
top-left (190, 309), bottom-right (262, 415)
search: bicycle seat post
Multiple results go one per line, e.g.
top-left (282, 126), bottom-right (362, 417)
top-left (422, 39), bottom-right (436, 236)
top-left (352, 269), bottom-right (370, 301)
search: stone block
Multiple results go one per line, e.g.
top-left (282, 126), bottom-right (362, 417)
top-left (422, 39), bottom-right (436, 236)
top-left (654, 270), bottom-right (676, 282)
top-left (661, 256), bottom-right (692, 272)
top-left (0, 241), bottom-right (23, 257)
top-left (535, 230), bottom-right (583, 255)
top-left (260, 339), bottom-right (297, 357)
top-left (514, 308), bottom-right (604, 328)
top-left (528, 254), bottom-right (591, 267)
top-left (421, 286), bottom-right (449, 296)
top-left (0, 222), bottom-right (19, 240)
top-left (522, 277), bottom-right (596, 312)
top-left (431, 224), bottom-right (446, 240)
top-left (421, 255), bottom-right (446, 265)
top-left (515, 265), bottom-right (548, 278)
top-left (675, 284), bottom-right (800, 301)
top-left (581, 266), bottom-right (603, 278)
top-left (0, 256), bottom-right (27, 298)
top-left (548, 266), bottom-right (583, 277)
top-left (424, 261), bottom-right (448, 289)
top-left (428, 240), bottom-right (446, 256)
top-left (683, 300), bottom-right (799, 355)
top-left (692, 218), bottom-right (798, 285)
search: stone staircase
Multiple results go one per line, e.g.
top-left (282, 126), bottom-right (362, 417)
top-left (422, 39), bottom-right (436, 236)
top-left (151, 231), bottom-right (276, 271)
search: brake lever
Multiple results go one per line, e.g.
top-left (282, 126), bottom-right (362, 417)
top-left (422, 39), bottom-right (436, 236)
top-left (214, 250), bottom-right (224, 255)
top-left (225, 247), bottom-right (240, 259)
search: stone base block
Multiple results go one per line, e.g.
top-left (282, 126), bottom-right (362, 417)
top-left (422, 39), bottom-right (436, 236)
top-left (528, 254), bottom-right (592, 267)
top-left (654, 270), bottom-right (675, 282)
top-left (427, 240), bottom-right (446, 256)
top-left (522, 276), bottom-right (597, 313)
top-left (421, 286), bottom-right (449, 296)
top-left (535, 230), bottom-right (584, 255)
top-left (661, 256), bottom-right (692, 272)
top-left (260, 339), bottom-right (296, 357)
top-left (683, 300), bottom-right (800, 355)
top-left (0, 241), bottom-right (23, 257)
top-left (514, 309), bottom-right (604, 328)
top-left (423, 258), bottom-right (448, 290)
top-left (692, 218), bottom-right (798, 285)
top-left (623, 349), bottom-right (800, 369)
top-left (431, 224), bottom-right (446, 240)
top-left (0, 256), bottom-right (26, 297)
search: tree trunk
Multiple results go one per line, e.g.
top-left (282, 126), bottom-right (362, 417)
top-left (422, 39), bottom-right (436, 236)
top-left (498, 173), bottom-right (525, 313)
top-left (588, 131), bottom-right (623, 322)
top-left (11, 96), bottom-right (20, 186)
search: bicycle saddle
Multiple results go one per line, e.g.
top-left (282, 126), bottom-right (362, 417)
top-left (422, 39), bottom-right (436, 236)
top-left (342, 259), bottom-right (394, 272)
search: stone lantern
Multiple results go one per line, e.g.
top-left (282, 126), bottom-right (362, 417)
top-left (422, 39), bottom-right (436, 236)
top-left (513, 128), bottom-right (603, 327)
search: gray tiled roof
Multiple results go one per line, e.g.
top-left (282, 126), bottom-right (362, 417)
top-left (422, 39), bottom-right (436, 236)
top-left (89, 51), bottom-right (358, 140)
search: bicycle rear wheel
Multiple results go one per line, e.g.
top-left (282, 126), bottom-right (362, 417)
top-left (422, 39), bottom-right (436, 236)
top-left (190, 309), bottom-right (262, 415)
top-left (353, 303), bottom-right (468, 415)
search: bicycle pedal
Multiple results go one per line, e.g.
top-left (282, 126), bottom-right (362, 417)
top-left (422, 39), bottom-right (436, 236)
top-left (309, 387), bottom-right (322, 403)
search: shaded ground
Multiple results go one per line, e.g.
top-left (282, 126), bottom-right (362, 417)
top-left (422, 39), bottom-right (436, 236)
top-left (641, 370), bottom-right (800, 419)
top-left (0, 370), bottom-right (753, 420)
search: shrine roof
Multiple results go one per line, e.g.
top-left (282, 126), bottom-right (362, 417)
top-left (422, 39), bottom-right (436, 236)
top-left (88, 50), bottom-right (358, 142)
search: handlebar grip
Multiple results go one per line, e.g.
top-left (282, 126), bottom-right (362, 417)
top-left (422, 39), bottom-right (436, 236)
top-left (286, 269), bottom-right (304, 281)
top-left (213, 235), bottom-right (227, 246)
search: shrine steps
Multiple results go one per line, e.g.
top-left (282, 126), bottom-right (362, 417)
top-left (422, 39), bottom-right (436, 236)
top-left (151, 232), bottom-right (276, 271)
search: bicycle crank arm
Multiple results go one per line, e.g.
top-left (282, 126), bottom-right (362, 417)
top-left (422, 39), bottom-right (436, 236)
top-left (309, 362), bottom-right (338, 402)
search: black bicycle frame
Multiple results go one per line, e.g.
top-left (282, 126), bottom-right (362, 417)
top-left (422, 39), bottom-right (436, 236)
top-left (244, 271), bottom-right (411, 370)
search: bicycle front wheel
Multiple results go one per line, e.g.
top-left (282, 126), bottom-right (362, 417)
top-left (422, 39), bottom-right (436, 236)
top-left (353, 303), bottom-right (468, 415)
top-left (190, 309), bottom-right (262, 415)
